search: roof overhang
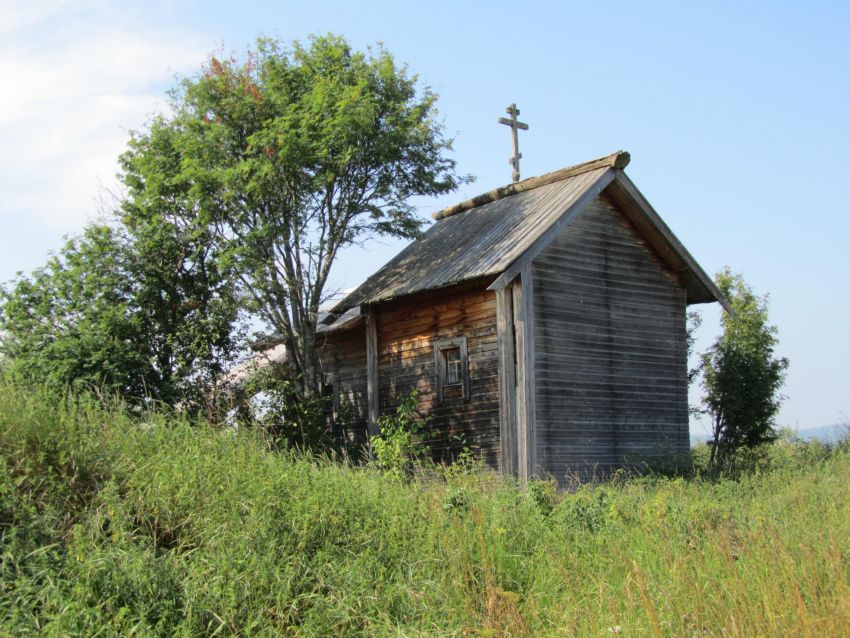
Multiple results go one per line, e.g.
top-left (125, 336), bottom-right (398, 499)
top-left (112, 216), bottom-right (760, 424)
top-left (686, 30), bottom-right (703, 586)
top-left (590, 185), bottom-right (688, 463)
top-left (317, 306), bottom-right (364, 334)
top-left (604, 171), bottom-right (729, 310)
top-left (326, 151), bottom-right (727, 321)
top-left (487, 170), bottom-right (728, 311)
top-left (486, 168), bottom-right (617, 290)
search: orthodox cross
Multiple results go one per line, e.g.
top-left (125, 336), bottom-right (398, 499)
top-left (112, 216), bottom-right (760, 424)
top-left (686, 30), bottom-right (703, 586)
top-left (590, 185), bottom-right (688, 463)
top-left (498, 103), bottom-right (529, 182)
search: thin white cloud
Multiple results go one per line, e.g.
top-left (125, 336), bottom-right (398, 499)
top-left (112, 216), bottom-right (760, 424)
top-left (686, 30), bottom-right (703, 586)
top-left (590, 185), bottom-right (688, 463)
top-left (0, 1), bottom-right (209, 230)
top-left (0, 1), bottom-right (80, 35)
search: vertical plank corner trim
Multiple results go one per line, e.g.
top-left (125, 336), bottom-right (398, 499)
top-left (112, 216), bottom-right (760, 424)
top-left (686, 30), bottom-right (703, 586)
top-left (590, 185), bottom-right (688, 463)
top-left (364, 304), bottom-right (379, 437)
top-left (513, 265), bottom-right (536, 483)
top-left (520, 264), bottom-right (537, 479)
top-left (495, 286), bottom-right (517, 477)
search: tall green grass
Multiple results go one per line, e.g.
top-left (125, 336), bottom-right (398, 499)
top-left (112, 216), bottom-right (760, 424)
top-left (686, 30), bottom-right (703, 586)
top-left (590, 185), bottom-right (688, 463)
top-left (1, 380), bottom-right (848, 636)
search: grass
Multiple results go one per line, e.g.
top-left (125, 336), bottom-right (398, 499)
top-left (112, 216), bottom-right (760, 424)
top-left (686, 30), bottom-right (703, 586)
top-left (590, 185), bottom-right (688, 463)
top-left (0, 380), bottom-right (848, 637)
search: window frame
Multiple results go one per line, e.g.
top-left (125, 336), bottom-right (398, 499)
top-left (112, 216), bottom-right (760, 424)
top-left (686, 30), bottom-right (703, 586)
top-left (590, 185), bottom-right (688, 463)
top-left (445, 347), bottom-right (463, 386)
top-left (434, 336), bottom-right (470, 405)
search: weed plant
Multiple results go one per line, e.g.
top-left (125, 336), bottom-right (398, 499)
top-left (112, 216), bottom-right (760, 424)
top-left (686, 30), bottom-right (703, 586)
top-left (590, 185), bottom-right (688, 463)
top-left (1, 379), bottom-right (848, 636)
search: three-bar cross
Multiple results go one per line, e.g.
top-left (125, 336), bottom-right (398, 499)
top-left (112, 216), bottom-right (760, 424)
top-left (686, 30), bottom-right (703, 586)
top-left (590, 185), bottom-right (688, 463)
top-left (498, 103), bottom-right (529, 182)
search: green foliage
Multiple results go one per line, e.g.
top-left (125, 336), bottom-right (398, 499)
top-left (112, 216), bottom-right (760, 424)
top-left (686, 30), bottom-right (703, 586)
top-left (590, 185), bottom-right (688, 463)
top-left (119, 171), bottom-right (245, 411)
top-left (0, 222), bottom-right (242, 410)
top-left (120, 35), bottom-right (467, 396)
top-left (2, 380), bottom-right (849, 636)
top-left (440, 486), bottom-right (471, 516)
top-left (240, 363), bottom-right (336, 452)
top-left (370, 389), bottom-right (428, 478)
top-left (700, 268), bottom-right (789, 474)
top-left (692, 426), bottom-right (847, 479)
top-left (0, 226), bottom-right (149, 399)
top-left (686, 309), bottom-right (703, 388)
top-left (526, 479), bottom-right (557, 516)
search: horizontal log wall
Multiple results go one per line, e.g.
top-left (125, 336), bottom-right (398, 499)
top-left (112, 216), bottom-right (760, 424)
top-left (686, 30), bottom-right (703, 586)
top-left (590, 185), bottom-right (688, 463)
top-left (532, 192), bottom-right (689, 482)
top-left (376, 287), bottom-right (501, 469)
top-left (319, 328), bottom-right (369, 446)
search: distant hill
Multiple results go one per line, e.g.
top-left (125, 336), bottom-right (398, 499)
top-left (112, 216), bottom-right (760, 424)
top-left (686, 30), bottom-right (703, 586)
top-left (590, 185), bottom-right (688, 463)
top-left (691, 423), bottom-right (848, 447)
top-left (795, 423), bottom-right (848, 444)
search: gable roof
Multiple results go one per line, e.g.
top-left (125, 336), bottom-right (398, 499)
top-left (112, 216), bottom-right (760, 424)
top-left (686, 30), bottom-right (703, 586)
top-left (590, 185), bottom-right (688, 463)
top-left (329, 151), bottom-right (725, 318)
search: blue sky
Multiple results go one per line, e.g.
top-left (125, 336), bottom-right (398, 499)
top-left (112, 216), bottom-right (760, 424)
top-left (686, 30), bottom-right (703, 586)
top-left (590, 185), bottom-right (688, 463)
top-left (1, 1), bottom-right (848, 434)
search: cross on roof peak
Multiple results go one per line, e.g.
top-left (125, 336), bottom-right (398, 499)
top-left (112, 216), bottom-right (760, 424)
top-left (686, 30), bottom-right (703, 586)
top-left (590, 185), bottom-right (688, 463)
top-left (498, 103), bottom-right (529, 183)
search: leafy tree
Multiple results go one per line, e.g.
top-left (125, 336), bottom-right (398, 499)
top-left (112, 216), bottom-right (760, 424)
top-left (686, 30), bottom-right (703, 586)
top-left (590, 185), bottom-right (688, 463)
top-left (686, 310), bottom-right (703, 387)
top-left (0, 222), bottom-right (242, 409)
top-left (119, 35), bottom-right (466, 398)
top-left (119, 160), bottom-right (246, 409)
top-left (700, 268), bottom-right (789, 473)
top-left (0, 226), bottom-right (149, 397)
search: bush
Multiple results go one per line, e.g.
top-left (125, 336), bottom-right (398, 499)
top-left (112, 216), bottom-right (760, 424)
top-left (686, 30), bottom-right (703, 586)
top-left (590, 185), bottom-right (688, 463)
top-left (370, 389), bottom-right (429, 478)
top-left (239, 364), bottom-right (340, 453)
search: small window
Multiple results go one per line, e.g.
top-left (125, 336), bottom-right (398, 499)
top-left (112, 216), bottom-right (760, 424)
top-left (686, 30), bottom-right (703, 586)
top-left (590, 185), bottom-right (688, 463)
top-left (444, 348), bottom-right (462, 385)
top-left (434, 337), bottom-right (469, 404)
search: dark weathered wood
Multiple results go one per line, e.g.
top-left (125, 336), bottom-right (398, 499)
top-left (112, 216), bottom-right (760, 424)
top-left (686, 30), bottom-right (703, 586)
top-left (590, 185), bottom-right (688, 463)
top-left (329, 151), bottom-right (723, 337)
top-left (330, 164), bottom-right (628, 316)
top-left (519, 264), bottom-right (537, 479)
top-left (512, 272), bottom-right (536, 484)
top-left (495, 286), bottom-right (517, 477)
top-left (487, 169), bottom-right (616, 291)
top-left (365, 305), bottom-right (379, 437)
top-left (531, 193), bottom-right (690, 482)
top-left (498, 103), bottom-right (529, 182)
top-left (375, 285), bottom-right (502, 468)
top-left (313, 151), bottom-right (726, 484)
top-left (433, 336), bottom-right (470, 405)
top-left (316, 325), bottom-right (369, 445)
top-left (434, 151), bottom-right (629, 220)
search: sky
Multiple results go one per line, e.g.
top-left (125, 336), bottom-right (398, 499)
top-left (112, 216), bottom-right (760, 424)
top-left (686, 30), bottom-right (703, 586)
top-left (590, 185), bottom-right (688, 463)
top-left (1, 0), bottom-right (849, 435)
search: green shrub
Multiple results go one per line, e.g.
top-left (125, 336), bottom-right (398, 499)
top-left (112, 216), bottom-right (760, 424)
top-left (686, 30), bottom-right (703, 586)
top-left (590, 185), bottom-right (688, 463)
top-left (527, 479), bottom-right (557, 516)
top-left (370, 389), bottom-right (429, 478)
top-left (240, 365), bottom-right (336, 453)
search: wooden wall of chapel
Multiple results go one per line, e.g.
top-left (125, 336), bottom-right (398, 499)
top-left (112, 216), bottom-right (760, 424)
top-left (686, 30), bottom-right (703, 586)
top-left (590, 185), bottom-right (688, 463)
top-left (531, 192), bottom-right (690, 481)
top-left (374, 287), bottom-right (502, 468)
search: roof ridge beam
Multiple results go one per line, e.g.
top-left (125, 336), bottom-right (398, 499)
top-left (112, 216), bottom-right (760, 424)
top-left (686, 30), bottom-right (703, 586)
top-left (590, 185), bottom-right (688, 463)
top-left (433, 150), bottom-right (630, 220)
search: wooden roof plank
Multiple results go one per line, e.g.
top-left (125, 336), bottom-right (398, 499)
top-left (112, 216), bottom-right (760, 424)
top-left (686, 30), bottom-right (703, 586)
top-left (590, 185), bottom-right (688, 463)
top-left (433, 151), bottom-right (630, 220)
top-left (326, 152), bottom-right (726, 320)
top-left (487, 169), bottom-right (615, 291)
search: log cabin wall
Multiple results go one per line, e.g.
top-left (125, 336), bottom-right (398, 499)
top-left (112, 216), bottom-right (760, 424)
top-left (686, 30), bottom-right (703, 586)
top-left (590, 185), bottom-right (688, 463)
top-left (318, 327), bottom-right (370, 446)
top-left (374, 286), bottom-right (502, 469)
top-left (531, 191), bottom-right (689, 482)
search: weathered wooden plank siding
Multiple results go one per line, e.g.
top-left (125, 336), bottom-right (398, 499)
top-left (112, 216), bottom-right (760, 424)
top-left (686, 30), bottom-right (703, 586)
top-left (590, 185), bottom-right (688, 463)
top-left (532, 192), bottom-right (689, 481)
top-left (495, 287), bottom-right (517, 477)
top-left (375, 287), bottom-right (502, 469)
top-left (318, 328), bottom-right (369, 445)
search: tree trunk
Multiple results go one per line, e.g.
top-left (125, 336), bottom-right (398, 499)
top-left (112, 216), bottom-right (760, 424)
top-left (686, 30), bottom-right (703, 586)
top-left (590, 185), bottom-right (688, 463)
top-left (708, 416), bottom-right (721, 477)
top-left (287, 307), bottom-right (322, 398)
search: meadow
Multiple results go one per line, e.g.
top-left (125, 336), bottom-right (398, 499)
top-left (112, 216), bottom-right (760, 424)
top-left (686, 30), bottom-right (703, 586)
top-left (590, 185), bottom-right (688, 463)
top-left (1, 380), bottom-right (848, 637)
